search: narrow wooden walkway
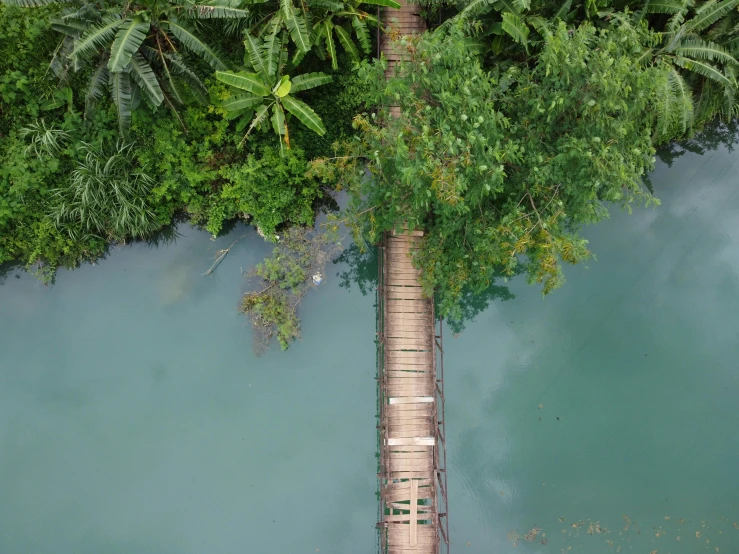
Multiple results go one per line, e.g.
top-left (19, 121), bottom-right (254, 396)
top-left (377, 231), bottom-right (448, 554)
top-left (376, 6), bottom-right (446, 553)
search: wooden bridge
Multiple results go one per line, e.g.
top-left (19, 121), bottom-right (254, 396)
top-left (374, 4), bottom-right (448, 554)
top-left (376, 232), bottom-right (449, 554)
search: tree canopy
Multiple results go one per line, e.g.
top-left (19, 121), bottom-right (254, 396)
top-left (313, 20), bottom-right (666, 320)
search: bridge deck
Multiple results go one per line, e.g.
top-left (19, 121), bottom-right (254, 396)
top-left (377, 232), bottom-right (447, 554)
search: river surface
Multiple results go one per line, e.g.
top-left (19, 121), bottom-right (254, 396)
top-left (1, 134), bottom-right (739, 554)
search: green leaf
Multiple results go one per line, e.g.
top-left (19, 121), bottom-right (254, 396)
top-left (281, 95), bottom-right (326, 135)
top-left (85, 59), bottom-right (109, 116)
top-left (285, 11), bottom-right (311, 53)
top-left (685, 0), bottom-right (739, 33)
top-left (290, 72), bottom-right (332, 92)
top-left (221, 93), bottom-right (264, 111)
top-left (554, 0), bottom-right (573, 19)
top-left (191, 2), bottom-right (251, 18)
top-left (216, 71), bottom-right (270, 96)
top-left (240, 104), bottom-right (271, 146)
top-left (129, 52), bottom-right (164, 108)
top-left (109, 70), bottom-right (132, 136)
top-left (275, 75), bottom-right (292, 96)
top-left (352, 15), bottom-right (371, 54)
top-left (309, 0), bottom-right (345, 10)
top-left (281, 0), bottom-right (294, 20)
top-left (324, 20), bottom-right (337, 70)
top-left (108, 16), bottom-right (149, 73)
top-left (675, 39), bottom-right (738, 64)
top-left (71, 16), bottom-right (122, 60)
top-left (167, 19), bottom-right (228, 70)
top-left (264, 25), bottom-right (282, 77)
top-left (642, 0), bottom-right (685, 14)
top-left (674, 56), bottom-right (733, 85)
top-left (464, 37), bottom-right (488, 54)
top-left (501, 12), bottom-right (529, 49)
top-left (244, 33), bottom-right (268, 74)
top-left (334, 24), bottom-right (360, 61)
top-left (357, 0), bottom-right (401, 7)
top-left (2, 0), bottom-right (57, 6)
top-left (271, 102), bottom-right (286, 135)
top-left (235, 111), bottom-right (254, 132)
top-left (162, 52), bottom-right (209, 104)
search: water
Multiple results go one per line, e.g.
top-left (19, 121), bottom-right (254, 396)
top-left (1, 137), bottom-right (739, 554)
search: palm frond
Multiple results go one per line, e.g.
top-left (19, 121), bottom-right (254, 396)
top-left (108, 16), bottom-right (149, 72)
top-left (324, 20), bottom-right (337, 69)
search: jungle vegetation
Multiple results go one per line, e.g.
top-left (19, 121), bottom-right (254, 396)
top-left (2, 0), bottom-right (739, 345)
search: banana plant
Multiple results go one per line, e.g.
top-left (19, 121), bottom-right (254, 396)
top-left (5, 0), bottom-right (251, 135)
top-left (312, 0), bottom-right (400, 70)
top-left (637, 0), bottom-right (739, 139)
top-left (216, 32), bottom-right (332, 153)
top-left (247, 0), bottom-right (399, 69)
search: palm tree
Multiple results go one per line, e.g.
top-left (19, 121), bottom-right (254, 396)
top-left (4, 0), bottom-right (250, 135)
top-left (216, 32), bottom-right (332, 152)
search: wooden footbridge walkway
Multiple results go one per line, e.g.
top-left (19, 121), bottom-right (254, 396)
top-left (376, 232), bottom-right (449, 554)
top-left (375, 5), bottom-right (448, 554)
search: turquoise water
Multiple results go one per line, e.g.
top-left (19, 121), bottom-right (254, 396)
top-left (1, 135), bottom-right (739, 553)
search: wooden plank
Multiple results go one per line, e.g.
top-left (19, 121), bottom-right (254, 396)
top-left (388, 396), bottom-right (434, 404)
top-left (388, 437), bottom-right (436, 446)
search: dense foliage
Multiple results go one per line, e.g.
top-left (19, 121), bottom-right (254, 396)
top-left (0, 1), bottom-right (370, 279)
top-left (313, 20), bottom-right (671, 320)
top-left (5, 0), bottom-right (739, 342)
